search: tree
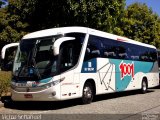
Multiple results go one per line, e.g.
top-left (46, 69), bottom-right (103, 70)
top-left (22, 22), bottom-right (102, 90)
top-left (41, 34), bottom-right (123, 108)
top-left (67, 0), bottom-right (125, 34)
top-left (20, 0), bottom-right (125, 33)
top-left (0, 0), bottom-right (29, 42)
top-left (16, 0), bottom-right (126, 32)
top-left (121, 3), bottom-right (160, 48)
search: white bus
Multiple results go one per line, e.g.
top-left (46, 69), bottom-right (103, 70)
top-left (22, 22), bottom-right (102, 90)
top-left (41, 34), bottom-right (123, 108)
top-left (2, 27), bottom-right (159, 104)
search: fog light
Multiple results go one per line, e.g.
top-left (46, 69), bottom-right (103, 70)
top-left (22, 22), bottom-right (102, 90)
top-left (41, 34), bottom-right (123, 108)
top-left (52, 91), bottom-right (56, 96)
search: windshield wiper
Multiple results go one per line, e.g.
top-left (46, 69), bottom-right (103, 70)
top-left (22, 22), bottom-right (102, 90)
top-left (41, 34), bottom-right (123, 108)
top-left (17, 51), bottom-right (31, 78)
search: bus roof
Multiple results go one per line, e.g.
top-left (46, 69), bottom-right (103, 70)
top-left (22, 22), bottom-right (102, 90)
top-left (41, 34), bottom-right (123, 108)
top-left (22, 26), bottom-right (156, 49)
top-left (22, 27), bottom-right (88, 39)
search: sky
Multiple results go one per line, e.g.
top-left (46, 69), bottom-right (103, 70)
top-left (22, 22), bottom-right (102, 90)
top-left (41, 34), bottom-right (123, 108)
top-left (126, 0), bottom-right (160, 16)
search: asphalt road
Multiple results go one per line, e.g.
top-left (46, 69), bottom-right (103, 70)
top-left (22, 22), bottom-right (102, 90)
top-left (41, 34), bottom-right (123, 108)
top-left (0, 87), bottom-right (160, 120)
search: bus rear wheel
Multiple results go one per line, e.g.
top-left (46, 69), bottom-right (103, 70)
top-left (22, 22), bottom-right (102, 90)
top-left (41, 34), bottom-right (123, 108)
top-left (141, 79), bottom-right (148, 94)
top-left (82, 82), bottom-right (94, 104)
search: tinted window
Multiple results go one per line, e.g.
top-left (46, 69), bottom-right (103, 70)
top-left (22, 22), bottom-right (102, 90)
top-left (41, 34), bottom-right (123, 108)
top-left (84, 35), bottom-right (102, 61)
top-left (102, 38), bottom-right (128, 59)
top-left (84, 35), bottom-right (157, 62)
top-left (59, 33), bottom-right (85, 73)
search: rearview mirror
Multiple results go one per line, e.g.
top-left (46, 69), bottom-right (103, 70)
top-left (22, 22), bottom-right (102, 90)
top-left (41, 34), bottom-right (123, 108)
top-left (53, 37), bottom-right (75, 56)
top-left (1, 43), bottom-right (19, 71)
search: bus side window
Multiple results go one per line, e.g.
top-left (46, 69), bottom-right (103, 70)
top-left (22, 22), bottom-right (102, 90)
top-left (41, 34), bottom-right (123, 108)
top-left (101, 38), bottom-right (118, 59)
top-left (59, 40), bottom-right (81, 73)
top-left (59, 41), bottom-right (73, 72)
top-left (84, 35), bottom-right (102, 61)
top-left (149, 50), bottom-right (157, 62)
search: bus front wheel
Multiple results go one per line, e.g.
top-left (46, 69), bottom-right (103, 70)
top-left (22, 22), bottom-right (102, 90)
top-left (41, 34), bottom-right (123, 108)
top-left (141, 78), bottom-right (148, 94)
top-left (82, 82), bottom-right (94, 104)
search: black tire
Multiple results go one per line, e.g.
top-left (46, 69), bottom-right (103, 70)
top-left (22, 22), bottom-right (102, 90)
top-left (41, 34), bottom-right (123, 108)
top-left (2, 96), bottom-right (14, 108)
top-left (82, 82), bottom-right (94, 104)
top-left (1, 96), bottom-right (12, 103)
top-left (141, 79), bottom-right (148, 94)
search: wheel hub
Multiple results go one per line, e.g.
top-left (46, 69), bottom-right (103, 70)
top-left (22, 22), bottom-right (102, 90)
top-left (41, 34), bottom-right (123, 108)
top-left (143, 82), bottom-right (147, 91)
top-left (84, 87), bottom-right (92, 98)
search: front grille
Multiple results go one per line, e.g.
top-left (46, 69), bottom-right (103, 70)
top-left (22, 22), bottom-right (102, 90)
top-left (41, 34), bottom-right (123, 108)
top-left (13, 86), bottom-right (46, 92)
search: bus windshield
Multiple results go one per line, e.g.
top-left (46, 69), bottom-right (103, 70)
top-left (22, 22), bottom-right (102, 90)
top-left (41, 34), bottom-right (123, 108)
top-left (12, 33), bottom-right (85, 81)
top-left (13, 35), bottom-right (61, 80)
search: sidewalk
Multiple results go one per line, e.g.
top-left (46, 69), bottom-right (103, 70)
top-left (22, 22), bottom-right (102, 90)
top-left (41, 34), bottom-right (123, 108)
top-left (0, 101), bottom-right (4, 108)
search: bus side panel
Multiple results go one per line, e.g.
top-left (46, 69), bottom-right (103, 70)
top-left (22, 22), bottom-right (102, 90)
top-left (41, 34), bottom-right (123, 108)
top-left (146, 62), bottom-right (159, 88)
top-left (79, 73), bottom-right (98, 96)
top-left (60, 70), bottom-right (81, 100)
top-left (109, 59), bottom-right (159, 91)
top-left (81, 58), bottom-right (159, 95)
top-left (81, 58), bottom-right (116, 95)
top-left (96, 58), bottom-right (116, 94)
top-left (80, 59), bottom-right (159, 97)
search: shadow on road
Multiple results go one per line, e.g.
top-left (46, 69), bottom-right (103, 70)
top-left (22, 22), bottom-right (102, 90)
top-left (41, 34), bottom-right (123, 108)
top-left (1, 87), bottom-right (157, 110)
top-left (94, 89), bottom-right (154, 102)
top-left (2, 98), bottom-right (82, 110)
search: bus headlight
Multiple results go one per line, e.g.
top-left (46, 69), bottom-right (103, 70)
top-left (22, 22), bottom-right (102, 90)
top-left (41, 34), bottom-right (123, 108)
top-left (52, 79), bottom-right (61, 86)
top-left (43, 78), bottom-right (65, 89)
top-left (11, 81), bottom-right (16, 89)
top-left (43, 82), bottom-right (52, 89)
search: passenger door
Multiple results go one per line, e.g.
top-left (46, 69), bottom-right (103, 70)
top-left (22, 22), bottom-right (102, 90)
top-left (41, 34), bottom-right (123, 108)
top-left (59, 41), bottom-right (78, 99)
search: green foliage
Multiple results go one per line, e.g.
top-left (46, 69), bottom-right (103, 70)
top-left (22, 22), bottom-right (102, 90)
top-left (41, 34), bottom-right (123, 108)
top-left (0, 0), bottom-right (29, 42)
top-left (67, 0), bottom-right (125, 34)
top-left (0, 71), bottom-right (11, 98)
top-left (26, 0), bottom-right (68, 30)
top-left (17, 0), bottom-right (125, 33)
top-left (121, 3), bottom-right (160, 48)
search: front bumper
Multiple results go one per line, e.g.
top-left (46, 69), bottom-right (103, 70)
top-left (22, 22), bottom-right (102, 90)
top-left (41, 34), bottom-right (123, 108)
top-left (11, 87), bottom-right (60, 101)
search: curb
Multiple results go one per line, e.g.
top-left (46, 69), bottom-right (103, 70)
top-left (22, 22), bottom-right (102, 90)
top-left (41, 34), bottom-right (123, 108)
top-left (0, 101), bottom-right (4, 108)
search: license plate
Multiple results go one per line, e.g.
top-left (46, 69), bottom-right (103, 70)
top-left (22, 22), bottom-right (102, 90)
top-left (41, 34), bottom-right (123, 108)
top-left (24, 94), bottom-right (33, 98)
